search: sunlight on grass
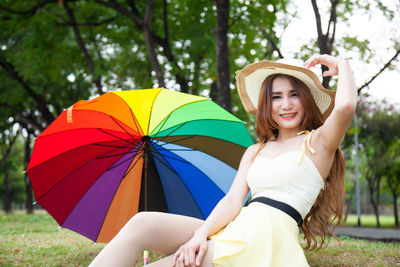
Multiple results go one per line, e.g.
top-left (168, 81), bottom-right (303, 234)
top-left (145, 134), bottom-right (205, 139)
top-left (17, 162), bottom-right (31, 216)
top-left (343, 214), bottom-right (397, 228)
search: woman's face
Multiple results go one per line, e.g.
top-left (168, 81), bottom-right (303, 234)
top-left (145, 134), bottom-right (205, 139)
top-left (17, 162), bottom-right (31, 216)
top-left (270, 76), bottom-right (304, 132)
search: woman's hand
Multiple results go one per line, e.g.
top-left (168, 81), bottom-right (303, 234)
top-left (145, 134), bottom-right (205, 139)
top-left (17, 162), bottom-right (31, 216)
top-left (303, 54), bottom-right (344, 77)
top-left (172, 231), bottom-right (208, 267)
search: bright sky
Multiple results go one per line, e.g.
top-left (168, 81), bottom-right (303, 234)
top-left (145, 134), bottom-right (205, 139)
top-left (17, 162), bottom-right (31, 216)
top-left (279, 0), bottom-right (400, 107)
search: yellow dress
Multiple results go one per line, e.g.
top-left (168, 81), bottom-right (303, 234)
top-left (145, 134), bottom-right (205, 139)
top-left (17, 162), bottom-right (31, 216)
top-left (211, 131), bottom-right (323, 267)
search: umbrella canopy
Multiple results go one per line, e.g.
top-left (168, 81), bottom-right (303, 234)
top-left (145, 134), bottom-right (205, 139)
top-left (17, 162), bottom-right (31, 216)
top-left (27, 88), bottom-right (254, 242)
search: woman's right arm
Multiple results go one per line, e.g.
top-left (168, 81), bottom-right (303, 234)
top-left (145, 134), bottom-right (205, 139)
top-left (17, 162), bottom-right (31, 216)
top-left (195, 143), bottom-right (260, 237)
top-left (303, 55), bottom-right (357, 153)
top-left (172, 143), bottom-right (260, 266)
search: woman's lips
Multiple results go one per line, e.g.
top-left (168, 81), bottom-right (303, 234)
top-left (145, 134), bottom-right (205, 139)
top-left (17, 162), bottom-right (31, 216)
top-left (280, 112), bottom-right (297, 120)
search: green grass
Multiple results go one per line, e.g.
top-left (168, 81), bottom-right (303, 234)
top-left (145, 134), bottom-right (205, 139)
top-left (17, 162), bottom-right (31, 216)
top-left (1, 211), bottom-right (399, 266)
top-left (304, 236), bottom-right (400, 266)
top-left (343, 214), bottom-right (398, 228)
top-left (0, 211), bottom-right (105, 266)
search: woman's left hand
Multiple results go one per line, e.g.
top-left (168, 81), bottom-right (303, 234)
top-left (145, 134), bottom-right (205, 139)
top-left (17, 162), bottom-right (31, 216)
top-left (303, 54), bottom-right (342, 77)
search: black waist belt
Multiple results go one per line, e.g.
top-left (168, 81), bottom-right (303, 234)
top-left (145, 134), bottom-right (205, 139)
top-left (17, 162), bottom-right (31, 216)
top-left (247, 197), bottom-right (303, 226)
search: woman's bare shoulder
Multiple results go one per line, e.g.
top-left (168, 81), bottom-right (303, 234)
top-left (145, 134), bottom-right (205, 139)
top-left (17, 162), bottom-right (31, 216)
top-left (248, 142), bottom-right (263, 153)
top-left (241, 142), bottom-right (263, 160)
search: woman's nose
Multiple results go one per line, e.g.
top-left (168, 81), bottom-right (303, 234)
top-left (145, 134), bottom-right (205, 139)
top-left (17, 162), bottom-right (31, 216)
top-left (282, 96), bottom-right (292, 109)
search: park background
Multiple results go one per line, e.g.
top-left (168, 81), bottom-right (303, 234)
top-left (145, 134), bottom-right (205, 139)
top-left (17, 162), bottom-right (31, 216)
top-left (0, 0), bottom-right (400, 266)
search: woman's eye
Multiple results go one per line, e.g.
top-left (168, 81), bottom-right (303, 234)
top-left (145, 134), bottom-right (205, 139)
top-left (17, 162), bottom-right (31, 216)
top-left (291, 93), bottom-right (298, 97)
top-left (272, 96), bottom-right (280, 99)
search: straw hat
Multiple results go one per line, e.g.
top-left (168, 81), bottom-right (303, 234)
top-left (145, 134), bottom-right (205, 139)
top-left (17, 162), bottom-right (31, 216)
top-left (236, 59), bottom-right (335, 119)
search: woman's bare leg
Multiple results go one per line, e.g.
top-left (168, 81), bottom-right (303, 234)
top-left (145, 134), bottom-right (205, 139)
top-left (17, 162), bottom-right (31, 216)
top-left (89, 212), bottom-right (204, 267)
top-left (145, 240), bottom-right (215, 267)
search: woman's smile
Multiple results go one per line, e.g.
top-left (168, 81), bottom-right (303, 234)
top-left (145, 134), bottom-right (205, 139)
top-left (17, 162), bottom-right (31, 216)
top-left (280, 112), bottom-right (298, 120)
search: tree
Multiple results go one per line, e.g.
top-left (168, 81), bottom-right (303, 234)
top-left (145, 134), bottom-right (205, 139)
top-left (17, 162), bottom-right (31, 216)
top-left (384, 142), bottom-right (400, 227)
top-left (0, 130), bottom-right (19, 212)
top-left (0, 129), bottom-right (26, 212)
top-left (357, 98), bottom-right (400, 227)
top-left (214, 0), bottom-right (231, 111)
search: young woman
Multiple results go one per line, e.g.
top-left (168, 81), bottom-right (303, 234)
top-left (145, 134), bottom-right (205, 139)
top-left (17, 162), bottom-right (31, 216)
top-left (89, 54), bottom-right (356, 267)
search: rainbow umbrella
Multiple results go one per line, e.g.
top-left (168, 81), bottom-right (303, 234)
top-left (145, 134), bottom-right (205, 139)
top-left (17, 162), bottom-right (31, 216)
top-left (27, 88), bottom-right (253, 242)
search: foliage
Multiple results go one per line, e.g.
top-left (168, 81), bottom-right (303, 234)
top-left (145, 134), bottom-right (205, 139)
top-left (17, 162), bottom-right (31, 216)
top-left (0, 0), bottom-right (290, 127)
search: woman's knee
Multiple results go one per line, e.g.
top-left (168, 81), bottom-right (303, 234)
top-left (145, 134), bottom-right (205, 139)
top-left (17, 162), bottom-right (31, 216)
top-left (124, 211), bottom-right (157, 233)
top-left (117, 212), bottom-right (158, 245)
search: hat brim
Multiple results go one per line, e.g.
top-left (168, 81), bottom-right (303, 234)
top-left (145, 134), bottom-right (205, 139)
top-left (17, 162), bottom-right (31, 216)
top-left (236, 61), bottom-right (335, 119)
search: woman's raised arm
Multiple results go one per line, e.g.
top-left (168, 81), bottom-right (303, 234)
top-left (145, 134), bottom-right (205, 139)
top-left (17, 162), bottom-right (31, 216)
top-left (304, 54), bottom-right (357, 152)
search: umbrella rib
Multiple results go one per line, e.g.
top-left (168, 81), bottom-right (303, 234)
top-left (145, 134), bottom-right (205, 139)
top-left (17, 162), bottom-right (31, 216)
top-left (149, 147), bottom-right (191, 165)
top-left (148, 142), bottom-right (190, 169)
top-left (109, 115), bottom-right (140, 141)
top-left (158, 148), bottom-right (197, 151)
top-left (129, 108), bottom-right (144, 136)
top-left (92, 144), bottom-right (139, 161)
top-left (96, 150), bottom-right (139, 160)
top-left (97, 128), bottom-right (140, 147)
top-left (153, 121), bottom-right (188, 143)
top-left (152, 135), bottom-right (197, 147)
top-left (92, 143), bottom-right (134, 149)
top-left (150, 150), bottom-right (181, 176)
top-left (148, 98), bottom-right (210, 138)
top-left (151, 138), bottom-right (197, 152)
top-left (121, 150), bottom-right (144, 179)
top-left (145, 89), bottom-right (163, 137)
top-left (107, 147), bottom-right (142, 172)
top-left (151, 113), bottom-right (172, 138)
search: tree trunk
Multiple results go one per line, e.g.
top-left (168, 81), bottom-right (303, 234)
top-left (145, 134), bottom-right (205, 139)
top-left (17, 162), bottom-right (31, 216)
top-left (344, 182), bottom-right (356, 223)
top-left (0, 55), bottom-right (55, 125)
top-left (95, 0), bottom-right (189, 90)
top-left (63, 0), bottom-right (103, 95)
top-left (4, 162), bottom-right (11, 213)
top-left (143, 0), bottom-right (165, 88)
top-left (25, 134), bottom-right (33, 214)
top-left (310, 0), bottom-right (336, 89)
top-left (214, 0), bottom-right (231, 112)
top-left (368, 184), bottom-right (380, 228)
top-left (392, 191), bottom-right (399, 227)
top-left (210, 81), bottom-right (218, 103)
top-left (0, 131), bottom-right (19, 213)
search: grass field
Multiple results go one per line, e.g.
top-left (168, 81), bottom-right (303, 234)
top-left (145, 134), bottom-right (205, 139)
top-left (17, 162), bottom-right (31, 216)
top-left (1, 211), bottom-right (399, 266)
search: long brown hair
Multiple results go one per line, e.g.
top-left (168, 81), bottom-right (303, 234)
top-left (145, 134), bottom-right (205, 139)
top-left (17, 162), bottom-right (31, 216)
top-left (256, 74), bottom-right (345, 250)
